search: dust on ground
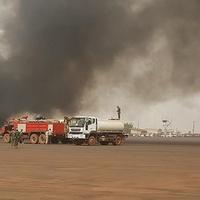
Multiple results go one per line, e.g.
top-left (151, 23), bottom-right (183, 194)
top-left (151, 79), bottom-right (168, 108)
top-left (0, 138), bottom-right (200, 200)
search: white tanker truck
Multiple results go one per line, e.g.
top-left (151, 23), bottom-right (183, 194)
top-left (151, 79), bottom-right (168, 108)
top-left (68, 116), bottom-right (126, 145)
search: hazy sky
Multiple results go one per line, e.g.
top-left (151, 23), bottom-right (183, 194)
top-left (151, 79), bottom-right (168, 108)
top-left (1, 0), bottom-right (200, 132)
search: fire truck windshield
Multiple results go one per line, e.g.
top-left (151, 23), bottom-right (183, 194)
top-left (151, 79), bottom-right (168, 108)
top-left (69, 118), bottom-right (86, 127)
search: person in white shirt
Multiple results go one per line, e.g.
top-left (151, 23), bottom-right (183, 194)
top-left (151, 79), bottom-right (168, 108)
top-left (45, 129), bottom-right (52, 144)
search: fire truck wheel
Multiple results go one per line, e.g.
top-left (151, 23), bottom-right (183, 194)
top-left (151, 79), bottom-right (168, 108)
top-left (113, 135), bottom-right (123, 145)
top-left (88, 136), bottom-right (97, 146)
top-left (3, 133), bottom-right (10, 143)
top-left (30, 134), bottom-right (39, 144)
top-left (39, 134), bottom-right (46, 144)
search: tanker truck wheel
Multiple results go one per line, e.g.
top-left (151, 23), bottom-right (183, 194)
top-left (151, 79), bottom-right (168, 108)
top-left (88, 136), bottom-right (97, 146)
top-left (30, 134), bottom-right (39, 144)
top-left (3, 133), bottom-right (10, 143)
top-left (39, 134), bottom-right (46, 144)
top-left (113, 135), bottom-right (123, 145)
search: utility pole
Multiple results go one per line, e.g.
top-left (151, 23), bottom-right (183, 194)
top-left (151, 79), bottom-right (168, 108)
top-left (192, 121), bottom-right (195, 135)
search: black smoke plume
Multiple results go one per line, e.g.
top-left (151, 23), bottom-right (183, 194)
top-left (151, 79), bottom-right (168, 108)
top-left (0, 0), bottom-right (200, 118)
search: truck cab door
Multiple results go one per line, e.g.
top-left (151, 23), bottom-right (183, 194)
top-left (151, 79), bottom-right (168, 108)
top-left (87, 118), bottom-right (96, 133)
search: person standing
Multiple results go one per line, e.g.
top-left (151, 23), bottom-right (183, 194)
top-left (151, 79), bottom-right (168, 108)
top-left (14, 130), bottom-right (21, 148)
top-left (19, 129), bottom-right (24, 144)
top-left (49, 129), bottom-right (52, 144)
top-left (45, 129), bottom-right (49, 144)
top-left (10, 128), bottom-right (15, 147)
top-left (117, 106), bottom-right (121, 120)
top-left (45, 129), bottom-right (52, 144)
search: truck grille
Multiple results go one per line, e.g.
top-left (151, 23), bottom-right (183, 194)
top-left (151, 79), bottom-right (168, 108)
top-left (71, 129), bottom-right (81, 132)
top-left (70, 132), bottom-right (83, 135)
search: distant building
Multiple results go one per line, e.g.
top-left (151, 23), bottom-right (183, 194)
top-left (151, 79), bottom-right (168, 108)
top-left (131, 128), bottom-right (162, 137)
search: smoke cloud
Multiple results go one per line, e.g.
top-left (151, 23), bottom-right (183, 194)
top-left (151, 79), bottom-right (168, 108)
top-left (0, 0), bottom-right (200, 119)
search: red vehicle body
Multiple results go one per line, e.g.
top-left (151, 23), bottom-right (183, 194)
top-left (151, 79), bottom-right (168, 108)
top-left (1, 118), bottom-right (68, 144)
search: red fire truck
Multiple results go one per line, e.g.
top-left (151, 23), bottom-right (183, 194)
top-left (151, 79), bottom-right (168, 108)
top-left (0, 117), bottom-right (69, 144)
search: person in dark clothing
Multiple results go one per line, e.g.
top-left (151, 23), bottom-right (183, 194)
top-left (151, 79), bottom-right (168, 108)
top-left (10, 129), bottom-right (15, 147)
top-left (117, 106), bottom-right (121, 120)
top-left (14, 130), bottom-right (22, 148)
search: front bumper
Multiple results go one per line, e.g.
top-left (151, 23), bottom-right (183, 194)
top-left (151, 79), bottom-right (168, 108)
top-left (68, 133), bottom-right (86, 139)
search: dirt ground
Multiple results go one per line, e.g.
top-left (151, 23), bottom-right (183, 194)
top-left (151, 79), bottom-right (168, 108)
top-left (1, 138), bottom-right (200, 200)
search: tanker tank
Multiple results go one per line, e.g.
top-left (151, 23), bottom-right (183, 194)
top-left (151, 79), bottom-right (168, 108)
top-left (97, 120), bottom-right (124, 131)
